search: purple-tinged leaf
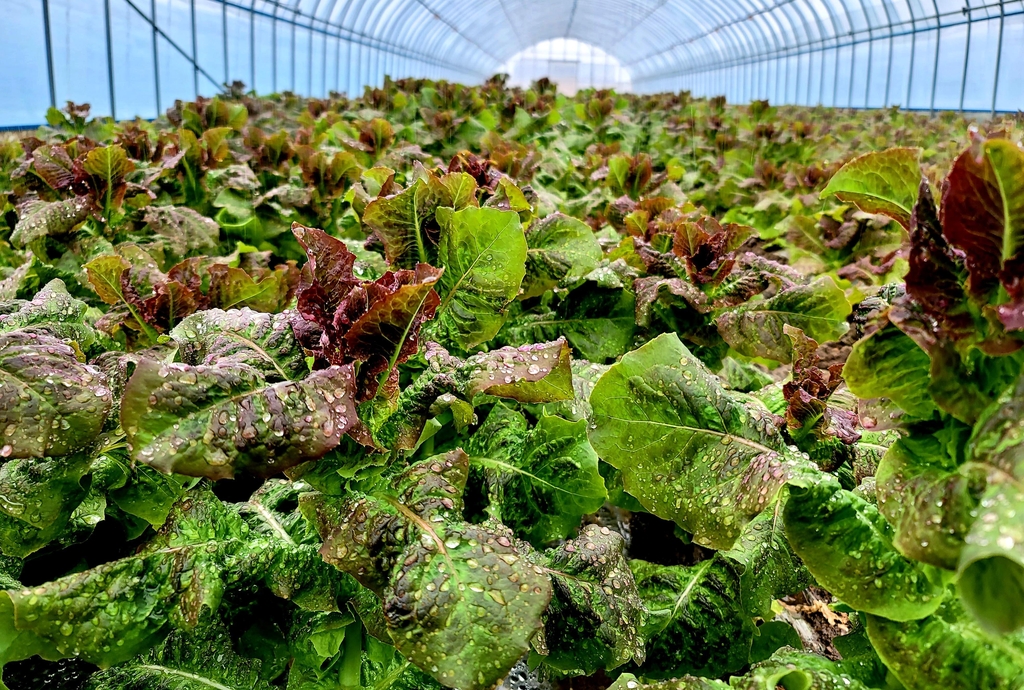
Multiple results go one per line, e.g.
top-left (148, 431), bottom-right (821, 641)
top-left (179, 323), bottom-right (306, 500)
top-left (122, 360), bottom-right (356, 479)
top-left (12, 196), bottom-right (91, 247)
top-left (0, 330), bottom-right (112, 459)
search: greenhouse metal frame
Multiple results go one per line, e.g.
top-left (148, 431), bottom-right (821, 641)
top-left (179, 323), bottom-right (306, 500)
top-left (1, 0), bottom-right (1021, 127)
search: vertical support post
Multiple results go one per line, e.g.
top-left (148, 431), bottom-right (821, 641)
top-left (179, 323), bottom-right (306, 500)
top-left (223, 1), bottom-right (229, 86)
top-left (865, 37), bottom-right (874, 108)
top-left (272, 8), bottom-right (277, 92)
top-left (41, 0), bottom-right (56, 109)
top-left (907, 24), bottom-right (918, 108)
top-left (152, 0), bottom-right (161, 113)
top-left (308, 20), bottom-right (314, 95)
top-left (335, 36), bottom-right (341, 94)
top-left (249, 1), bottom-right (255, 93)
top-left (991, 0), bottom-right (1005, 116)
top-left (776, 57), bottom-right (782, 104)
top-left (930, 26), bottom-right (941, 113)
top-left (322, 27), bottom-right (328, 96)
top-left (104, 0), bottom-right (117, 119)
top-left (356, 44), bottom-right (362, 93)
top-left (820, 45), bottom-right (828, 105)
top-left (832, 43), bottom-right (840, 106)
top-left (847, 41), bottom-right (856, 107)
top-left (793, 51), bottom-right (801, 104)
top-left (959, 4), bottom-right (972, 113)
top-left (346, 41), bottom-right (352, 96)
top-left (783, 55), bottom-right (789, 103)
top-left (291, 14), bottom-right (296, 92)
top-left (884, 35), bottom-right (894, 107)
top-left (771, 59), bottom-right (777, 103)
top-left (190, 0), bottom-right (198, 97)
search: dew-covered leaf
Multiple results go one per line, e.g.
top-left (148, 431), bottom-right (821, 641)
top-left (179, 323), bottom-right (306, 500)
top-left (121, 360), bottom-right (356, 479)
top-left (302, 450), bottom-right (552, 690)
top-left (0, 485), bottom-right (349, 678)
top-left (461, 338), bottom-right (573, 403)
top-left (433, 206), bottom-right (527, 349)
top-left (783, 475), bottom-right (947, 621)
top-left (629, 557), bottom-right (751, 679)
top-left (874, 434), bottom-right (981, 571)
top-left (521, 213), bottom-right (602, 298)
top-left (843, 322), bottom-right (935, 419)
top-left (503, 287), bottom-right (637, 363)
top-left (607, 673), bottom-right (728, 690)
top-left (30, 144), bottom-right (76, 191)
top-left (541, 524), bottom-right (646, 675)
top-left (0, 279), bottom-right (103, 352)
top-left (469, 405), bottom-right (606, 546)
top-left (732, 648), bottom-right (875, 690)
top-left (11, 196), bottom-right (91, 247)
top-left (820, 147), bottom-right (922, 229)
top-left (82, 617), bottom-right (276, 690)
top-left (588, 333), bottom-right (818, 549)
top-left (715, 276), bottom-right (851, 363)
top-left (142, 205), bottom-right (220, 259)
top-left (0, 454), bottom-right (92, 557)
top-left (0, 330), bottom-right (112, 459)
top-left (170, 307), bottom-right (311, 381)
top-left (0, 558), bottom-right (20, 591)
top-left (721, 497), bottom-right (812, 620)
top-left (370, 338), bottom-right (572, 451)
top-left (957, 369), bottom-right (1024, 633)
top-left (0, 494), bottom-right (231, 670)
top-left (866, 597), bottom-right (1024, 690)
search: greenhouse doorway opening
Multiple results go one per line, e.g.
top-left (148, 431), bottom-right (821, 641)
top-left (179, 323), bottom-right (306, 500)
top-left (500, 39), bottom-right (631, 95)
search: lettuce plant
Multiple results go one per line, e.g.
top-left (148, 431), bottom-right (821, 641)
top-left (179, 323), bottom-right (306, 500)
top-left (0, 86), bottom-right (1021, 690)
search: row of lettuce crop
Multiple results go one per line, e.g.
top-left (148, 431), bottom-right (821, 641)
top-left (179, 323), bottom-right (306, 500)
top-left (0, 77), bottom-right (1021, 689)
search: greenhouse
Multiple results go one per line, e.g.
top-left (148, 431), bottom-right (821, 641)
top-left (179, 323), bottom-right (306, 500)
top-left (1, 0), bottom-right (1023, 689)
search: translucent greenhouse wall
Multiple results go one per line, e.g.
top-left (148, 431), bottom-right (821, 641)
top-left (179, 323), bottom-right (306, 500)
top-left (2, 0), bottom-right (1021, 128)
top-left (631, 0), bottom-right (1024, 113)
top-left (0, 0), bottom-right (483, 128)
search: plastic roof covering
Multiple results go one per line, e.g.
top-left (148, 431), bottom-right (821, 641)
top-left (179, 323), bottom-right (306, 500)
top-left (279, 0), bottom-right (995, 87)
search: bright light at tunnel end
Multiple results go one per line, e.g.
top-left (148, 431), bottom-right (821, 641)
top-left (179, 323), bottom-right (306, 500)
top-left (498, 38), bottom-right (632, 95)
